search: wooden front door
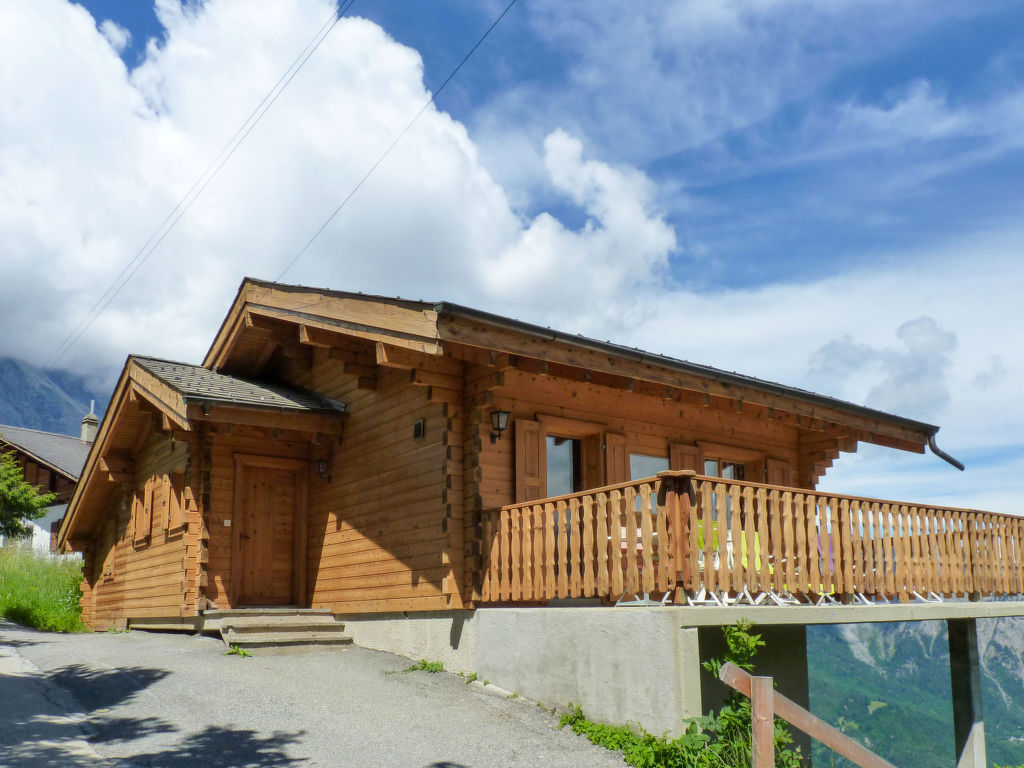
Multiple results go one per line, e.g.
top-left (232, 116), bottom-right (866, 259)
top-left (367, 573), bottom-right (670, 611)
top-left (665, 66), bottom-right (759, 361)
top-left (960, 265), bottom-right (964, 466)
top-left (232, 455), bottom-right (308, 607)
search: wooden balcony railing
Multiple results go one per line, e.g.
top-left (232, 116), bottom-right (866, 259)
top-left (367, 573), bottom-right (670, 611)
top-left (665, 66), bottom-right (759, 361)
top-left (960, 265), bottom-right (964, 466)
top-left (478, 471), bottom-right (1024, 605)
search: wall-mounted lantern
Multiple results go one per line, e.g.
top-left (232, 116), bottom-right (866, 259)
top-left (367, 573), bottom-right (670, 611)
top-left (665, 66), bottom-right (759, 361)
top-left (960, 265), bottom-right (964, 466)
top-left (313, 458), bottom-right (330, 479)
top-left (490, 410), bottom-right (511, 444)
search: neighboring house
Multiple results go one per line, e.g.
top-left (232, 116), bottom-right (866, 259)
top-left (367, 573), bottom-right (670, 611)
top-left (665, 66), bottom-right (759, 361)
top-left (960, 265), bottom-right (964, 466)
top-left (1, 411), bottom-right (96, 552)
top-left (58, 277), bottom-right (989, 630)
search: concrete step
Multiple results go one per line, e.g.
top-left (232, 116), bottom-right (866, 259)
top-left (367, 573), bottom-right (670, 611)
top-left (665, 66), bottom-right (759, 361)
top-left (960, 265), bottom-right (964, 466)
top-left (223, 618), bottom-right (349, 634)
top-left (223, 631), bottom-right (354, 649)
top-left (204, 608), bottom-right (352, 650)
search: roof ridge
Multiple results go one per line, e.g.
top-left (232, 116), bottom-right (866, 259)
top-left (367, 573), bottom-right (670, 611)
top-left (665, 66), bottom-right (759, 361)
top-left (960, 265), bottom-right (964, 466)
top-left (0, 424), bottom-right (83, 441)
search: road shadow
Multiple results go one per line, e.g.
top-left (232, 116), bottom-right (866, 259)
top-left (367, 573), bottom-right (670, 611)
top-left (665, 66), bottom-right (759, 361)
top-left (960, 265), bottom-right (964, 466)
top-left (49, 663), bottom-right (171, 710)
top-left (123, 726), bottom-right (307, 767)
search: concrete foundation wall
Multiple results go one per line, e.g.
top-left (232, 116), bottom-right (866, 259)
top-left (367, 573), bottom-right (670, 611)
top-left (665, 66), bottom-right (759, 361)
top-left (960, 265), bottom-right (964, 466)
top-left (337, 607), bottom-right (704, 737)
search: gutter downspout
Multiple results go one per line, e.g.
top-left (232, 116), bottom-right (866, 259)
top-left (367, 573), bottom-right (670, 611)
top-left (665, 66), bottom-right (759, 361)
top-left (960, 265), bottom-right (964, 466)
top-left (929, 435), bottom-right (965, 471)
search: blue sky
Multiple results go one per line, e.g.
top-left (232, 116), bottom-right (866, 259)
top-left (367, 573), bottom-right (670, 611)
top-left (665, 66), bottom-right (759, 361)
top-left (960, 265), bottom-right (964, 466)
top-left (3, 0), bottom-right (1023, 510)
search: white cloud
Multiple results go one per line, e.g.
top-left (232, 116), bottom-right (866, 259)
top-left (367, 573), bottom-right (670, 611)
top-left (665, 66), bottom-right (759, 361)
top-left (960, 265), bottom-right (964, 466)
top-left (0, 0), bottom-right (681, 389)
top-left (0, 0), bottom-right (1022, 514)
top-left (99, 19), bottom-right (131, 53)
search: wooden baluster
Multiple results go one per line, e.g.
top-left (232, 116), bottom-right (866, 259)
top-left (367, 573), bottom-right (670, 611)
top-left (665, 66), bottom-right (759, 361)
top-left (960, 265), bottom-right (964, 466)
top-left (907, 506), bottom-right (921, 595)
top-left (716, 483), bottom-right (730, 594)
top-left (481, 510), bottom-right (493, 602)
top-left (556, 500), bottom-right (569, 598)
top-left (826, 498), bottom-right (840, 597)
top-left (544, 502), bottom-right (557, 600)
top-left (937, 509), bottom-right (952, 596)
top-left (947, 509), bottom-right (962, 596)
top-left (582, 495), bottom-right (595, 597)
top-left (793, 492), bottom-right (808, 597)
top-left (519, 506), bottom-right (532, 601)
top-left (704, 482), bottom-right (717, 594)
top-left (873, 502), bottom-right (886, 599)
top-left (609, 489), bottom-right (624, 597)
top-left (624, 487), bottom-right (640, 596)
top-left (861, 502), bottom-right (875, 597)
top-left (499, 508), bottom-right (510, 601)
top-left (900, 505), bottom-right (914, 602)
top-left (782, 491), bottom-right (796, 595)
top-left (742, 486), bottom-right (756, 595)
top-left (684, 477), bottom-right (699, 593)
top-left (653, 483), bottom-right (670, 593)
top-left (730, 484), bottom-right (744, 594)
top-left (533, 504), bottom-right (546, 601)
top-left (999, 515), bottom-right (1011, 596)
top-left (769, 488), bottom-right (784, 594)
top-left (596, 492), bottom-right (609, 597)
top-left (839, 499), bottom-right (854, 601)
top-left (641, 484), bottom-right (655, 594)
top-left (756, 487), bottom-right (769, 594)
top-left (510, 507), bottom-right (522, 602)
top-left (927, 509), bottom-right (941, 596)
top-left (985, 514), bottom-right (996, 596)
top-left (807, 494), bottom-right (822, 597)
top-left (570, 496), bottom-right (583, 597)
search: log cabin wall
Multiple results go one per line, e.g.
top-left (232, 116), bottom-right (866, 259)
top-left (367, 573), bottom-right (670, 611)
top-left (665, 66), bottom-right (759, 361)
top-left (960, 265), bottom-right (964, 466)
top-left (11, 454), bottom-right (77, 503)
top-left (83, 432), bottom-right (197, 629)
top-left (305, 347), bottom-right (464, 613)
top-left (203, 425), bottom-right (310, 609)
top-left (463, 364), bottom-right (803, 513)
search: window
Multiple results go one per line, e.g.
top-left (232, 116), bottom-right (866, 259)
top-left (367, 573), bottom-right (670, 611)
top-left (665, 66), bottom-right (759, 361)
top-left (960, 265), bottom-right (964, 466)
top-left (630, 454), bottom-right (669, 481)
top-left (703, 458), bottom-right (746, 481)
top-left (546, 436), bottom-right (582, 497)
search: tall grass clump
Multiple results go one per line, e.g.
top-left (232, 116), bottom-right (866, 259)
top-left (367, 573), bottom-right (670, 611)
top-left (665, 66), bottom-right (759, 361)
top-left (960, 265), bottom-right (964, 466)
top-left (0, 544), bottom-right (86, 632)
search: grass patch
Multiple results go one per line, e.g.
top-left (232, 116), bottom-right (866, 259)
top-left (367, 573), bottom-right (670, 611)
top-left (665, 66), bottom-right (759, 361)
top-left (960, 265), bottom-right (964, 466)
top-left (225, 644), bottom-right (253, 657)
top-left (386, 658), bottom-right (445, 674)
top-left (0, 544), bottom-right (86, 633)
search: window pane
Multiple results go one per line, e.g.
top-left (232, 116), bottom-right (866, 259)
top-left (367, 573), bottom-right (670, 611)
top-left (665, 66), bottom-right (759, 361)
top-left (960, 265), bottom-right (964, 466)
top-left (547, 436), bottom-right (582, 496)
top-left (704, 459), bottom-right (719, 477)
top-left (722, 462), bottom-right (746, 481)
top-left (630, 454), bottom-right (669, 480)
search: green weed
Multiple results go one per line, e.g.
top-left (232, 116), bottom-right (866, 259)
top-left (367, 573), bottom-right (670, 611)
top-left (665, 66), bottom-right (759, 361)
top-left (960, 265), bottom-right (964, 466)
top-left (0, 545), bottom-right (86, 633)
top-left (224, 644), bottom-right (252, 657)
top-left (385, 658), bottom-right (445, 675)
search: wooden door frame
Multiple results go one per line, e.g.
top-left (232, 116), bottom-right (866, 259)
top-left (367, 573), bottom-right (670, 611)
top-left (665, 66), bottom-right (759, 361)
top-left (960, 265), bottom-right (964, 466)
top-left (230, 454), bottom-right (310, 607)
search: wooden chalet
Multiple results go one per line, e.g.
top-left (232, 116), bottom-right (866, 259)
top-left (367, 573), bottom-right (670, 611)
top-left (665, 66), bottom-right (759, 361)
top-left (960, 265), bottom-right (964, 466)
top-left (59, 278), bottom-right (1022, 631)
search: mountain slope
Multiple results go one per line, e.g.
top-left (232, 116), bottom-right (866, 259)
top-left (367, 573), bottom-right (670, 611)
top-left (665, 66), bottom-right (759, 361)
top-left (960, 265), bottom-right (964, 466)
top-left (0, 357), bottom-right (108, 436)
top-left (808, 617), bottom-right (1024, 767)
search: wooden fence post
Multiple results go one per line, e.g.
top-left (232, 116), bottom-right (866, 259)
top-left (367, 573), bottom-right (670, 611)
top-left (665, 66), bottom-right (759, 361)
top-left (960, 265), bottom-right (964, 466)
top-left (751, 675), bottom-right (774, 768)
top-left (658, 470), bottom-right (696, 602)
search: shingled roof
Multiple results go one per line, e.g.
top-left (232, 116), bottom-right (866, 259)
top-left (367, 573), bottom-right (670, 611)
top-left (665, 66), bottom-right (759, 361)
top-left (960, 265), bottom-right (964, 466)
top-left (0, 425), bottom-right (92, 480)
top-left (132, 356), bottom-right (345, 414)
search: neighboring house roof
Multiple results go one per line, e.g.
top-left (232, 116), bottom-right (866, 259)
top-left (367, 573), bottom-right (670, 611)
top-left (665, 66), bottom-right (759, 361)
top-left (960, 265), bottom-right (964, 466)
top-left (132, 356), bottom-right (346, 414)
top-left (0, 424), bottom-right (91, 480)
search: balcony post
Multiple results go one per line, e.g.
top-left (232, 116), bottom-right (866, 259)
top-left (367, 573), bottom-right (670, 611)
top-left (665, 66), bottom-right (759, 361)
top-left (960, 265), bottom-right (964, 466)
top-left (658, 470), bottom-right (696, 602)
top-left (948, 617), bottom-right (987, 768)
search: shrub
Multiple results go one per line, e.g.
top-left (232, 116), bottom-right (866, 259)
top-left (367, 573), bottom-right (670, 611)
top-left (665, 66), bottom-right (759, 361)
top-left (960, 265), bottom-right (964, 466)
top-left (0, 544), bottom-right (86, 632)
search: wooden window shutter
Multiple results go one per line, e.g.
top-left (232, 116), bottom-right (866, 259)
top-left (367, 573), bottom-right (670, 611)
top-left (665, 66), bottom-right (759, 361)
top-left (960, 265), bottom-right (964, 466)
top-left (168, 471), bottom-right (185, 529)
top-left (765, 458), bottom-right (793, 487)
top-left (514, 419), bottom-right (545, 503)
top-left (669, 443), bottom-right (702, 473)
top-left (133, 480), bottom-right (152, 544)
top-left (604, 432), bottom-right (628, 485)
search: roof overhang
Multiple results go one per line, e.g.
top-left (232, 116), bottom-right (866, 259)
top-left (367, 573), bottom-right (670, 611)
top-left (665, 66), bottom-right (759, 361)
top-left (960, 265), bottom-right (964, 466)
top-left (199, 277), bottom-right (955, 465)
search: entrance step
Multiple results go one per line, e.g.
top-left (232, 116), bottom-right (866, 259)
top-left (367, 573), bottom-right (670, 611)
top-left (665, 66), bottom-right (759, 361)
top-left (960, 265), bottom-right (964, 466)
top-left (202, 608), bottom-right (352, 651)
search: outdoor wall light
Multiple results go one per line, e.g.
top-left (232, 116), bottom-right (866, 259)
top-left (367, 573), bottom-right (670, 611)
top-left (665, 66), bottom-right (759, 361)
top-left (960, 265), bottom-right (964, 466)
top-left (489, 410), bottom-right (511, 444)
top-left (313, 458), bottom-right (330, 479)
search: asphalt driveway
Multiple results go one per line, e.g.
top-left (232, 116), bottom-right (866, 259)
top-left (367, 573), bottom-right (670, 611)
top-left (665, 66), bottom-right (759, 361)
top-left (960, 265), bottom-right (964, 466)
top-left (0, 620), bottom-right (626, 767)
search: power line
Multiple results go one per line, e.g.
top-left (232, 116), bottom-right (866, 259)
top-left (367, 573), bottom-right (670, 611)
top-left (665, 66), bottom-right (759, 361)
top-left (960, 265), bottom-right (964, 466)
top-left (276, 0), bottom-right (520, 280)
top-left (46, 0), bottom-right (357, 369)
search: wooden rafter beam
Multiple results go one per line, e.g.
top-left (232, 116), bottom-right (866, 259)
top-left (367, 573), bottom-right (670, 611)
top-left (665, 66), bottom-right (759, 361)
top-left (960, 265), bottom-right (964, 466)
top-left (185, 404), bottom-right (344, 435)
